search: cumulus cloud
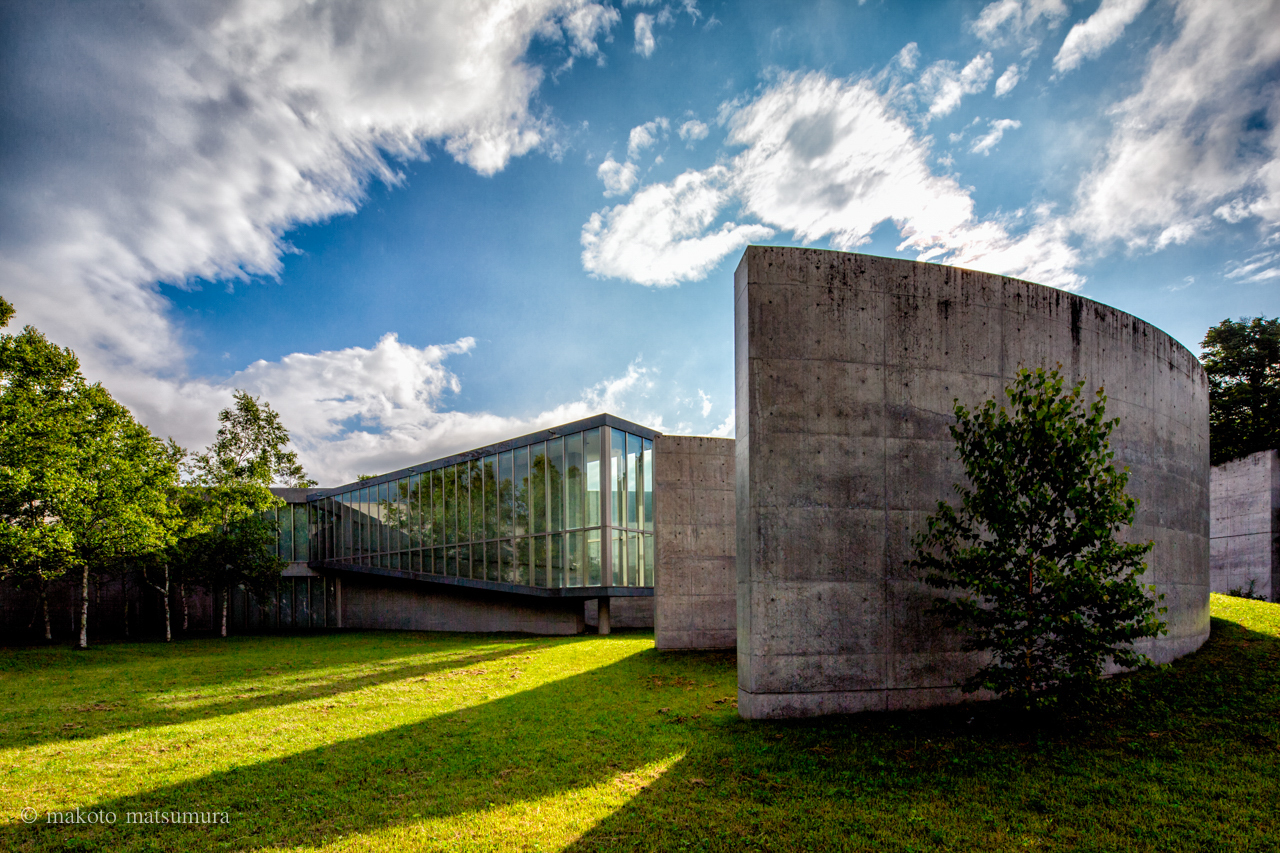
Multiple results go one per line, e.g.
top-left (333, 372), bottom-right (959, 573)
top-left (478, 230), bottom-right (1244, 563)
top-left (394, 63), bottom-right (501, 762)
top-left (896, 42), bottom-right (921, 72)
top-left (1054, 0), bottom-right (1150, 73)
top-left (226, 334), bottom-right (663, 484)
top-left (678, 119), bottom-right (710, 145)
top-left (971, 0), bottom-right (1070, 48)
top-left (0, 0), bottom-right (620, 455)
top-left (628, 117), bottom-right (670, 159)
top-left (697, 389), bottom-right (712, 417)
top-left (597, 155), bottom-right (640, 196)
top-left (580, 166), bottom-right (774, 286)
top-left (634, 12), bottom-right (656, 56)
top-left (917, 53), bottom-right (995, 119)
top-left (1072, 0), bottom-right (1280, 254)
top-left (580, 71), bottom-right (1082, 290)
top-left (971, 119), bottom-right (1023, 154)
top-left (995, 64), bottom-right (1023, 96)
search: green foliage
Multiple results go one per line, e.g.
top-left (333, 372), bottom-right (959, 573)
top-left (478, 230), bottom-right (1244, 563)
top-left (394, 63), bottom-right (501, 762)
top-left (0, 309), bottom-right (180, 645)
top-left (1226, 579), bottom-right (1267, 601)
top-left (912, 366), bottom-right (1166, 708)
top-left (1201, 316), bottom-right (1280, 465)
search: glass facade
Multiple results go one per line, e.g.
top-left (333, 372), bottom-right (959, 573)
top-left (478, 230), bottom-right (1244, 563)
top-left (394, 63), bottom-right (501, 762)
top-left (309, 417), bottom-right (656, 591)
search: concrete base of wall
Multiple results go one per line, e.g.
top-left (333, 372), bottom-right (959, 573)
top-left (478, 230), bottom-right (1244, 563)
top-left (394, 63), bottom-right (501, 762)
top-left (585, 597), bottom-right (654, 629)
top-left (1210, 450), bottom-right (1279, 602)
top-left (340, 574), bottom-right (587, 635)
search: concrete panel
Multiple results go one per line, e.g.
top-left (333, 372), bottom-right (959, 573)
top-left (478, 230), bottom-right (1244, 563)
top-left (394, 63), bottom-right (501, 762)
top-left (654, 435), bottom-right (737, 650)
top-left (340, 575), bottom-right (586, 635)
top-left (737, 246), bottom-right (1211, 718)
top-left (1209, 450), bottom-right (1278, 601)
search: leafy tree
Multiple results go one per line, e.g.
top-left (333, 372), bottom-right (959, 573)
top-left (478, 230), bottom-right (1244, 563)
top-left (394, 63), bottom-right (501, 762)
top-left (187, 390), bottom-right (309, 636)
top-left (1202, 317), bottom-right (1280, 465)
top-left (0, 299), bottom-right (179, 647)
top-left (0, 304), bottom-right (83, 640)
top-left (911, 366), bottom-right (1167, 709)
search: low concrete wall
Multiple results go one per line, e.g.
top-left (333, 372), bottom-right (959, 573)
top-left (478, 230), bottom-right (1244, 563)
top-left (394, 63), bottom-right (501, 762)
top-left (735, 246), bottom-right (1211, 718)
top-left (653, 435), bottom-right (737, 649)
top-left (585, 597), bottom-right (654, 629)
top-left (340, 575), bottom-right (586, 635)
top-left (1210, 450), bottom-right (1279, 601)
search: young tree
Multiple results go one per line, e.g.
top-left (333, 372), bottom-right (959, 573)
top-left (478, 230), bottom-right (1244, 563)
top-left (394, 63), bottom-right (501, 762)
top-left (187, 390), bottom-right (311, 636)
top-left (1201, 317), bottom-right (1280, 465)
top-left (911, 366), bottom-right (1167, 709)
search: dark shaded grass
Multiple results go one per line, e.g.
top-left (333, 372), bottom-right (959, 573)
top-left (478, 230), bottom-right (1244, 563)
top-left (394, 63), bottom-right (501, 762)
top-left (1, 596), bottom-right (1277, 852)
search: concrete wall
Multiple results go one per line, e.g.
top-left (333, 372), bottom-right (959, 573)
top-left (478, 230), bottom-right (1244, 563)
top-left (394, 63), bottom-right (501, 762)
top-left (341, 575), bottom-right (587, 635)
top-left (653, 435), bottom-right (737, 649)
top-left (735, 246), bottom-right (1211, 719)
top-left (1210, 450), bottom-right (1278, 601)
top-left (585, 597), bottom-right (654, 629)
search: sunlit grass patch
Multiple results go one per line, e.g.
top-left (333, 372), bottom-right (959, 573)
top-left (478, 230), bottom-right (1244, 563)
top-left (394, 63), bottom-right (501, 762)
top-left (1, 595), bottom-right (1278, 852)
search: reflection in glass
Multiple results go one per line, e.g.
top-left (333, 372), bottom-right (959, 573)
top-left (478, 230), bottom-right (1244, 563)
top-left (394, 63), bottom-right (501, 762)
top-left (585, 429), bottom-right (601, 527)
top-left (486, 540), bottom-right (500, 583)
top-left (551, 533), bottom-right (564, 588)
top-left (642, 438), bottom-right (653, 531)
top-left (566, 433), bottom-right (583, 530)
top-left (514, 446), bottom-right (529, 537)
top-left (498, 451), bottom-right (513, 538)
top-left (500, 539), bottom-right (514, 584)
top-left (547, 437), bottom-right (564, 533)
top-left (470, 460), bottom-right (483, 543)
top-left (444, 466), bottom-right (456, 546)
top-left (612, 529), bottom-right (625, 586)
top-left (531, 442), bottom-right (546, 535)
top-left (611, 428), bottom-right (626, 528)
top-left (587, 528), bottom-right (602, 586)
top-left (483, 456), bottom-right (498, 540)
top-left (533, 536), bottom-right (548, 588)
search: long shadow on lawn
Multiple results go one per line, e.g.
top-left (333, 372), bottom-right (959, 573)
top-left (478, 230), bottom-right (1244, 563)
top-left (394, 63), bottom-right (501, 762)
top-left (0, 634), bottom-right (547, 751)
top-left (2, 646), bottom-right (733, 852)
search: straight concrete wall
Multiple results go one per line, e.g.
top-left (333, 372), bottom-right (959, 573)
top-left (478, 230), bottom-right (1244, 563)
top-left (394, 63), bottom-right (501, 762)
top-left (585, 597), bottom-right (654, 629)
top-left (1210, 450), bottom-right (1279, 601)
top-left (653, 435), bottom-right (737, 649)
top-left (341, 575), bottom-right (586, 635)
top-left (736, 246), bottom-right (1211, 718)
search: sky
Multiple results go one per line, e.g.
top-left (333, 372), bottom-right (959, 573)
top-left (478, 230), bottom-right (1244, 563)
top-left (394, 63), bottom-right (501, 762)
top-left (2, 0), bottom-right (1279, 486)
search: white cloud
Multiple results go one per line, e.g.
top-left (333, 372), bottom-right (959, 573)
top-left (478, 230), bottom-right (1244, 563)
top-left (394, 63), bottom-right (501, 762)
top-left (0, 0), bottom-right (622, 455)
top-left (896, 42), bottom-right (921, 71)
top-left (228, 335), bottom-right (665, 484)
top-left (697, 389), bottom-right (712, 417)
top-left (1225, 250), bottom-right (1280, 282)
top-left (709, 410), bottom-right (734, 438)
top-left (995, 63), bottom-right (1023, 96)
top-left (580, 71), bottom-right (1082, 290)
top-left (678, 119), bottom-right (710, 145)
top-left (917, 53), bottom-right (995, 119)
top-left (597, 155), bottom-right (640, 196)
top-left (1054, 0), bottom-right (1150, 73)
top-left (634, 12), bottom-right (657, 57)
top-left (971, 119), bottom-right (1023, 154)
top-left (971, 0), bottom-right (1070, 48)
top-left (628, 117), bottom-right (670, 159)
top-left (1072, 0), bottom-right (1280, 249)
top-left (580, 166), bottom-right (774, 286)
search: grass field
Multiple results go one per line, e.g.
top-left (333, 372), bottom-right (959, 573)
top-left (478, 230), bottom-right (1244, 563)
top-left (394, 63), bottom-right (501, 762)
top-left (1, 593), bottom-right (1277, 852)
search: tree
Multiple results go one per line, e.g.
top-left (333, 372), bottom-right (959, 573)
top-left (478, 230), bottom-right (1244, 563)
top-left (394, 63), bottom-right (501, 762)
top-left (187, 390), bottom-right (310, 636)
top-left (1202, 317), bottom-right (1280, 465)
top-left (911, 366), bottom-right (1167, 710)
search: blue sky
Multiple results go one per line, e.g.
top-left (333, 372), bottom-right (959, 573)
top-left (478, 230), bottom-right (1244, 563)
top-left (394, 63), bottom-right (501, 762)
top-left (2, 0), bottom-right (1279, 484)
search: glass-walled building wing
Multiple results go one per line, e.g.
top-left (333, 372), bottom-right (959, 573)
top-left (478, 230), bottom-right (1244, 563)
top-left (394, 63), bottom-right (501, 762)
top-left (310, 415), bottom-right (657, 592)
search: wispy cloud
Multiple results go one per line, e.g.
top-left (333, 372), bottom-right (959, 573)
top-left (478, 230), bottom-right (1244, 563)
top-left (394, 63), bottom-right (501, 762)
top-left (1054, 0), bottom-right (1150, 73)
top-left (971, 119), bottom-right (1023, 154)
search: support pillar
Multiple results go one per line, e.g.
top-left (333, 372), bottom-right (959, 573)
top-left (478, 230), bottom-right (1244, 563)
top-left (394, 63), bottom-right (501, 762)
top-left (597, 597), bottom-right (611, 635)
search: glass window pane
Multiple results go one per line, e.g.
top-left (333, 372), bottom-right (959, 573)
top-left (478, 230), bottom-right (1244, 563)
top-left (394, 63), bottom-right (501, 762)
top-left (432, 545), bottom-right (444, 575)
top-left (642, 438), bottom-right (654, 532)
top-left (566, 433), bottom-right (584, 530)
top-left (410, 550), bottom-right (422, 573)
top-left (486, 540), bottom-right (500, 583)
top-left (568, 531), bottom-right (583, 587)
top-left (514, 446), bottom-right (529, 537)
top-left (533, 536), bottom-right (548, 588)
top-left (444, 467), bottom-right (456, 546)
top-left (483, 456), bottom-right (498, 540)
top-left (627, 530), bottom-right (639, 588)
top-left (409, 474), bottom-right (421, 548)
top-left (516, 537), bottom-right (531, 586)
top-left (642, 533), bottom-right (654, 586)
top-left (587, 528), bottom-right (602, 586)
top-left (547, 437), bottom-right (564, 533)
top-left (457, 465), bottom-right (469, 547)
top-left (469, 460), bottom-right (483, 543)
top-left (531, 442), bottom-right (547, 535)
top-left (499, 451), bottom-right (513, 538)
top-left (500, 539), bottom-right (514, 584)
top-left (552, 533), bottom-right (564, 588)
top-left (585, 429), bottom-right (601, 528)
top-left (398, 478), bottom-right (410, 551)
top-left (381, 482), bottom-right (392, 553)
top-left (611, 428), bottom-right (626, 527)
top-left (612, 529), bottom-right (625, 586)
top-left (627, 433), bottom-right (641, 528)
top-left (277, 506), bottom-right (292, 561)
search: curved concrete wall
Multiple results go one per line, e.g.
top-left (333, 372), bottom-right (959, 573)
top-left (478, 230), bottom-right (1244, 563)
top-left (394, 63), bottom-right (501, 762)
top-left (735, 246), bottom-right (1210, 718)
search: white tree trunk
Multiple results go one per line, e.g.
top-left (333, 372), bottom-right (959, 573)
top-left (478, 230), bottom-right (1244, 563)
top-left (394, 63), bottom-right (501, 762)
top-left (78, 565), bottom-right (89, 649)
top-left (220, 589), bottom-right (228, 638)
top-left (40, 587), bottom-right (51, 641)
top-left (148, 565), bottom-right (172, 642)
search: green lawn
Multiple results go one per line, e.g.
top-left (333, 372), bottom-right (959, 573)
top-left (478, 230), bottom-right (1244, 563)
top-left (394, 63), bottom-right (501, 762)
top-left (1, 593), bottom-right (1277, 852)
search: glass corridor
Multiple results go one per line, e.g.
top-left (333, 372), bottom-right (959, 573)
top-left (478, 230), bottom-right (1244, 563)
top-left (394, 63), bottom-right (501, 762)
top-left (308, 415), bottom-right (656, 592)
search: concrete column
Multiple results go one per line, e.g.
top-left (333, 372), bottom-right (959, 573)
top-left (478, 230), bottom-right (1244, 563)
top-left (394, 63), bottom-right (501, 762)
top-left (597, 597), bottom-right (611, 635)
top-left (335, 577), bottom-right (343, 628)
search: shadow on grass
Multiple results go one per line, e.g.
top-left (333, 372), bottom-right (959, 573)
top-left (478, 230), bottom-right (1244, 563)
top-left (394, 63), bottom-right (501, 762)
top-left (2, 645), bottom-right (734, 853)
top-left (0, 633), bottom-right (549, 751)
